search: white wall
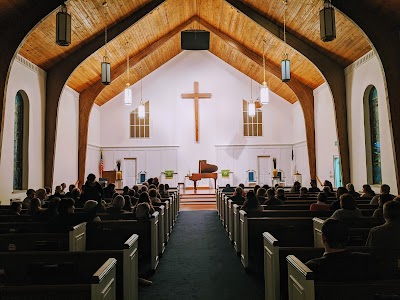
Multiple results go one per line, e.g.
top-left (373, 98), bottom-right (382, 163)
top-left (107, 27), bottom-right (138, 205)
top-left (93, 51), bottom-right (308, 187)
top-left (0, 55), bottom-right (46, 203)
top-left (85, 105), bottom-right (101, 180)
top-left (53, 86), bottom-right (79, 191)
top-left (346, 51), bottom-right (397, 194)
top-left (314, 83), bottom-right (339, 187)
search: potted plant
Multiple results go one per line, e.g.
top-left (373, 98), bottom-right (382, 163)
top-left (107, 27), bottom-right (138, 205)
top-left (272, 158), bottom-right (278, 177)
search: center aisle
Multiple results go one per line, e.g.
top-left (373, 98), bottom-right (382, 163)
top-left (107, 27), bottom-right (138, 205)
top-left (139, 210), bottom-right (264, 299)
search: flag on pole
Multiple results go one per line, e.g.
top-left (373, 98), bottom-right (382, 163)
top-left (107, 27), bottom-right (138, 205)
top-left (99, 149), bottom-right (104, 178)
top-left (291, 147), bottom-right (296, 176)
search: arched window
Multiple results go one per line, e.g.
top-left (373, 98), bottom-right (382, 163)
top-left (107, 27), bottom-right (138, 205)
top-left (13, 91), bottom-right (29, 190)
top-left (364, 86), bottom-right (381, 185)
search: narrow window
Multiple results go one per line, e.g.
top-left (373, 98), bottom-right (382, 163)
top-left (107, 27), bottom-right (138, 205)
top-left (130, 101), bottom-right (150, 138)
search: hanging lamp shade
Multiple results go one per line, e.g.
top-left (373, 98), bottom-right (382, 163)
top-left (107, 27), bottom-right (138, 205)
top-left (281, 54), bottom-right (291, 82)
top-left (248, 100), bottom-right (256, 117)
top-left (124, 83), bottom-right (132, 105)
top-left (260, 81), bottom-right (270, 105)
top-left (101, 56), bottom-right (111, 85)
top-left (320, 1), bottom-right (336, 42)
top-left (138, 101), bottom-right (145, 119)
top-left (56, 4), bottom-right (71, 46)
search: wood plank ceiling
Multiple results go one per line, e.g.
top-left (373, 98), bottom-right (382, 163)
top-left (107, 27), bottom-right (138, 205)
top-left (18, 0), bottom-right (372, 106)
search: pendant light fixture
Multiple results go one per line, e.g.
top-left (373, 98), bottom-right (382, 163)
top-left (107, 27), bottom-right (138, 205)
top-left (101, 2), bottom-right (111, 85)
top-left (260, 40), bottom-right (270, 105)
top-left (248, 67), bottom-right (256, 118)
top-left (138, 68), bottom-right (145, 119)
top-left (320, 0), bottom-right (336, 42)
top-left (124, 43), bottom-right (132, 106)
top-left (281, 0), bottom-right (291, 82)
top-left (56, 3), bottom-right (71, 46)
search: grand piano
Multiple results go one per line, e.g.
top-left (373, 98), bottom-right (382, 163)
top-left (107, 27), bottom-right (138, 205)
top-left (188, 160), bottom-right (218, 190)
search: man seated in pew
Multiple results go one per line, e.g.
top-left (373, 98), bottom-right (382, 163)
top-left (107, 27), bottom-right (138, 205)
top-left (222, 184), bottom-right (235, 193)
top-left (149, 189), bottom-right (161, 204)
top-left (264, 188), bottom-right (284, 206)
top-left (9, 202), bottom-right (22, 215)
top-left (241, 190), bottom-right (262, 212)
top-left (298, 187), bottom-right (310, 199)
top-left (64, 184), bottom-right (75, 198)
top-left (103, 183), bottom-right (116, 199)
top-left (330, 186), bottom-right (349, 211)
top-left (228, 187), bottom-right (245, 203)
top-left (331, 194), bottom-right (362, 220)
top-left (106, 195), bottom-right (129, 215)
top-left (132, 192), bottom-right (155, 217)
top-left (256, 188), bottom-right (267, 203)
top-left (27, 198), bottom-right (44, 218)
top-left (305, 218), bottom-right (378, 281)
top-left (262, 184), bottom-right (270, 191)
top-left (373, 194), bottom-right (394, 222)
top-left (346, 183), bottom-right (360, 199)
top-left (122, 185), bottom-right (130, 196)
top-left (322, 185), bottom-right (335, 198)
top-left (276, 188), bottom-right (287, 201)
top-left (83, 200), bottom-right (101, 222)
top-left (22, 188), bottom-right (36, 208)
top-left (309, 179), bottom-right (320, 192)
top-left (370, 184), bottom-right (395, 205)
top-left (36, 188), bottom-right (48, 207)
top-left (367, 199), bottom-right (400, 249)
top-left (49, 198), bottom-right (82, 232)
top-left (310, 192), bottom-right (330, 211)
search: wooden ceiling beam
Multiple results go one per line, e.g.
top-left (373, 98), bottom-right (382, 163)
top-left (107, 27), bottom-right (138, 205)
top-left (226, 0), bottom-right (350, 184)
top-left (332, 0), bottom-right (400, 190)
top-left (196, 16), bottom-right (316, 181)
top-left (78, 16), bottom-right (196, 187)
top-left (0, 1), bottom-right (65, 165)
top-left (44, 0), bottom-right (166, 187)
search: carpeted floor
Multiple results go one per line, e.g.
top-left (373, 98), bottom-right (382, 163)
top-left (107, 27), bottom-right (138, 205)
top-left (138, 210), bottom-right (264, 300)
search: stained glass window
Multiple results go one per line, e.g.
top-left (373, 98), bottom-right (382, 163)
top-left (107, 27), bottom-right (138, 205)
top-left (13, 92), bottom-right (24, 190)
top-left (368, 87), bottom-right (381, 184)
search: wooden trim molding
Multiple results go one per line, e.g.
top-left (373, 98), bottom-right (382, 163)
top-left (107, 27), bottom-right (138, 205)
top-left (44, 0), bottom-right (166, 187)
top-left (226, 0), bottom-right (348, 184)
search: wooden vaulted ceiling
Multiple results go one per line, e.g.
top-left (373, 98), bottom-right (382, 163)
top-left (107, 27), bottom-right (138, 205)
top-left (18, 0), bottom-right (372, 106)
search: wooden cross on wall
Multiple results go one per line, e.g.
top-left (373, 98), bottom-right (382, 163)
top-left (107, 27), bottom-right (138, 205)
top-left (181, 81), bottom-right (212, 142)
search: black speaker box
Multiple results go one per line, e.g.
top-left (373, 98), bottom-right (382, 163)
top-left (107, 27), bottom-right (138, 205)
top-left (181, 30), bottom-right (210, 50)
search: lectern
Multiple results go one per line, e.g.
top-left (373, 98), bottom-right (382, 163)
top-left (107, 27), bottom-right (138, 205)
top-left (102, 171), bottom-right (117, 184)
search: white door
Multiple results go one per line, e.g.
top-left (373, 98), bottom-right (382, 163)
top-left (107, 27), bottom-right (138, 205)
top-left (258, 156), bottom-right (271, 186)
top-left (124, 159), bottom-right (136, 187)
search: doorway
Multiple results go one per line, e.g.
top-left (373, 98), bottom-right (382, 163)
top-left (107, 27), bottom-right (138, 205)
top-left (257, 156), bottom-right (271, 186)
top-left (123, 158), bottom-right (137, 187)
top-left (333, 156), bottom-right (342, 188)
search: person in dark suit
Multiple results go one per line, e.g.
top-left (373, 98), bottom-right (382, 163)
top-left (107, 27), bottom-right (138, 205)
top-left (306, 218), bottom-right (378, 281)
top-left (222, 184), bottom-right (235, 193)
top-left (308, 179), bottom-right (320, 193)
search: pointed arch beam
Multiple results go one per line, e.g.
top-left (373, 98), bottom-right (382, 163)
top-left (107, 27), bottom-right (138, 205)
top-left (44, 0), bottom-right (166, 187)
top-left (197, 17), bottom-right (316, 180)
top-left (0, 1), bottom-right (64, 165)
top-left (78, 16), bottom-right (196, 186)
top-left (331, 0), bottom-right (400, 190)
top-left (226, 0), bottom-right (349, 185)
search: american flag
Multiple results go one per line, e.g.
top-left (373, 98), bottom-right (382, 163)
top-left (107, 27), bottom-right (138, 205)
top-left (99, 150), bottom-right (104, 178)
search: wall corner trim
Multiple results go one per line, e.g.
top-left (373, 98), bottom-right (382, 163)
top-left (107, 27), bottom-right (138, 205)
top-left (15, 54), bottom-right (47, 78)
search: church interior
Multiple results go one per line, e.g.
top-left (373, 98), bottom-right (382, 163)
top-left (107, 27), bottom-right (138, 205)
top-left (0, 0), bottom-right (400, 299)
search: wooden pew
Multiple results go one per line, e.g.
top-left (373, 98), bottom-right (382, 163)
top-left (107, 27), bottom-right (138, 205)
top-left (286, 255), bottom-right (400, 300)
top-left (0, 253), bottom-right (117, 300)
top-left (154, 202), bottom-right (170, 244)
top-left (0, 222), bottom-right (86, 251)
top-left (87, 213), bottom-right (159, 271)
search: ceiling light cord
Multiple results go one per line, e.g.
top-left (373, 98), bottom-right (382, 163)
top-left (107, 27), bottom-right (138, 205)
top-left (263, 40), bottom-right (266, 83)
top-left (283, 0), bottom-right (287, 56)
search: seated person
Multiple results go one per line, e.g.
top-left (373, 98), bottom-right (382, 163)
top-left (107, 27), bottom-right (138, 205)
top-left (241, 190), bottom-right (262, 212)
top-left (49, 198), bottom-right (82, 232)
top-left (106, 195), bottom-right (128, 215)
top-left (308, 179), bottom-right (321, 193)
top-left (228, 187), bottom-right (245, 203)
top-left (253, 185), bottom-right (260, 195)
top-left (40, 197), bottom-right (60, 220)
top-left (83, 200), bottom-right (101, 222)
top-left (158, 184), bottom-right (169, 198)
top-left (310, 192), bottom-right (330, 211)
top-left (323, 180), bottom-right (334, 192)
top-left (346, 183), bottom-right (360, 199)
top-left (149, 188), bottom-right (161, 204)
top-left (373, 194), bottom-right (393, 222)
top-left (122, 186), bottom-right (131, 196)
top-left (330, 193), bottom-right (362, 220)
top-left (264, 188), bottom-right (284, 206)
top-left (256, 188), bottom-right (267, 203)
top-left (370, 184), bottom-right (395, 205)
top-left (367, 199), bottom-right (400, 249)
top-left (123, 195), bottom-right (133, 211)
top-left (27, 198), bottom-right (43, 217)
top-left (103, 183), bottom-right (116, 199)
top-left (360, 184), bottom-right (376, 198)
top-left (222, 184), bottom-right (235, 193)
top-left (330, 186), bottom-right (348, 211)
top-left (64, 184), bottom-right (76, 198)
top-left (276, 188), bottom-right (287, 201)
top-left (322, 185), bottom-right (335, 198)
top-left (290, 181), bottom-right (301, 193)
top-left (262, 184), bottom-right (270, 191)
top-left (298, 187), bottom-right (309, 199)
top-left (153, 177), bottom-right (159, 187)
top-left (22, 189), bottom-right (36, 208)
top-left (9, 202), bottom-right (22, 215)
top-left (305, 218), bottom-right (378, 281)
top-left (238, 183), bottom-right (246, 196)
top-left (132, 192), bottom-right (155, 217)
top-left (50, 185), bottom-right (65, 200)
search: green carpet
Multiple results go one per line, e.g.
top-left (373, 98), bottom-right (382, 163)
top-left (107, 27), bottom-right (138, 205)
top-left (138, 210), bottom-right (264, 299)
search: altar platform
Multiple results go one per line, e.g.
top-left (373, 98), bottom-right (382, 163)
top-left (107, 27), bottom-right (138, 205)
top-left (180, 188), bottom-right (216, 211)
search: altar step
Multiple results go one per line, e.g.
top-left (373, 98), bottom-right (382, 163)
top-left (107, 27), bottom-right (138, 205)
top-left (180, 193), bottom-right (216, 205)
